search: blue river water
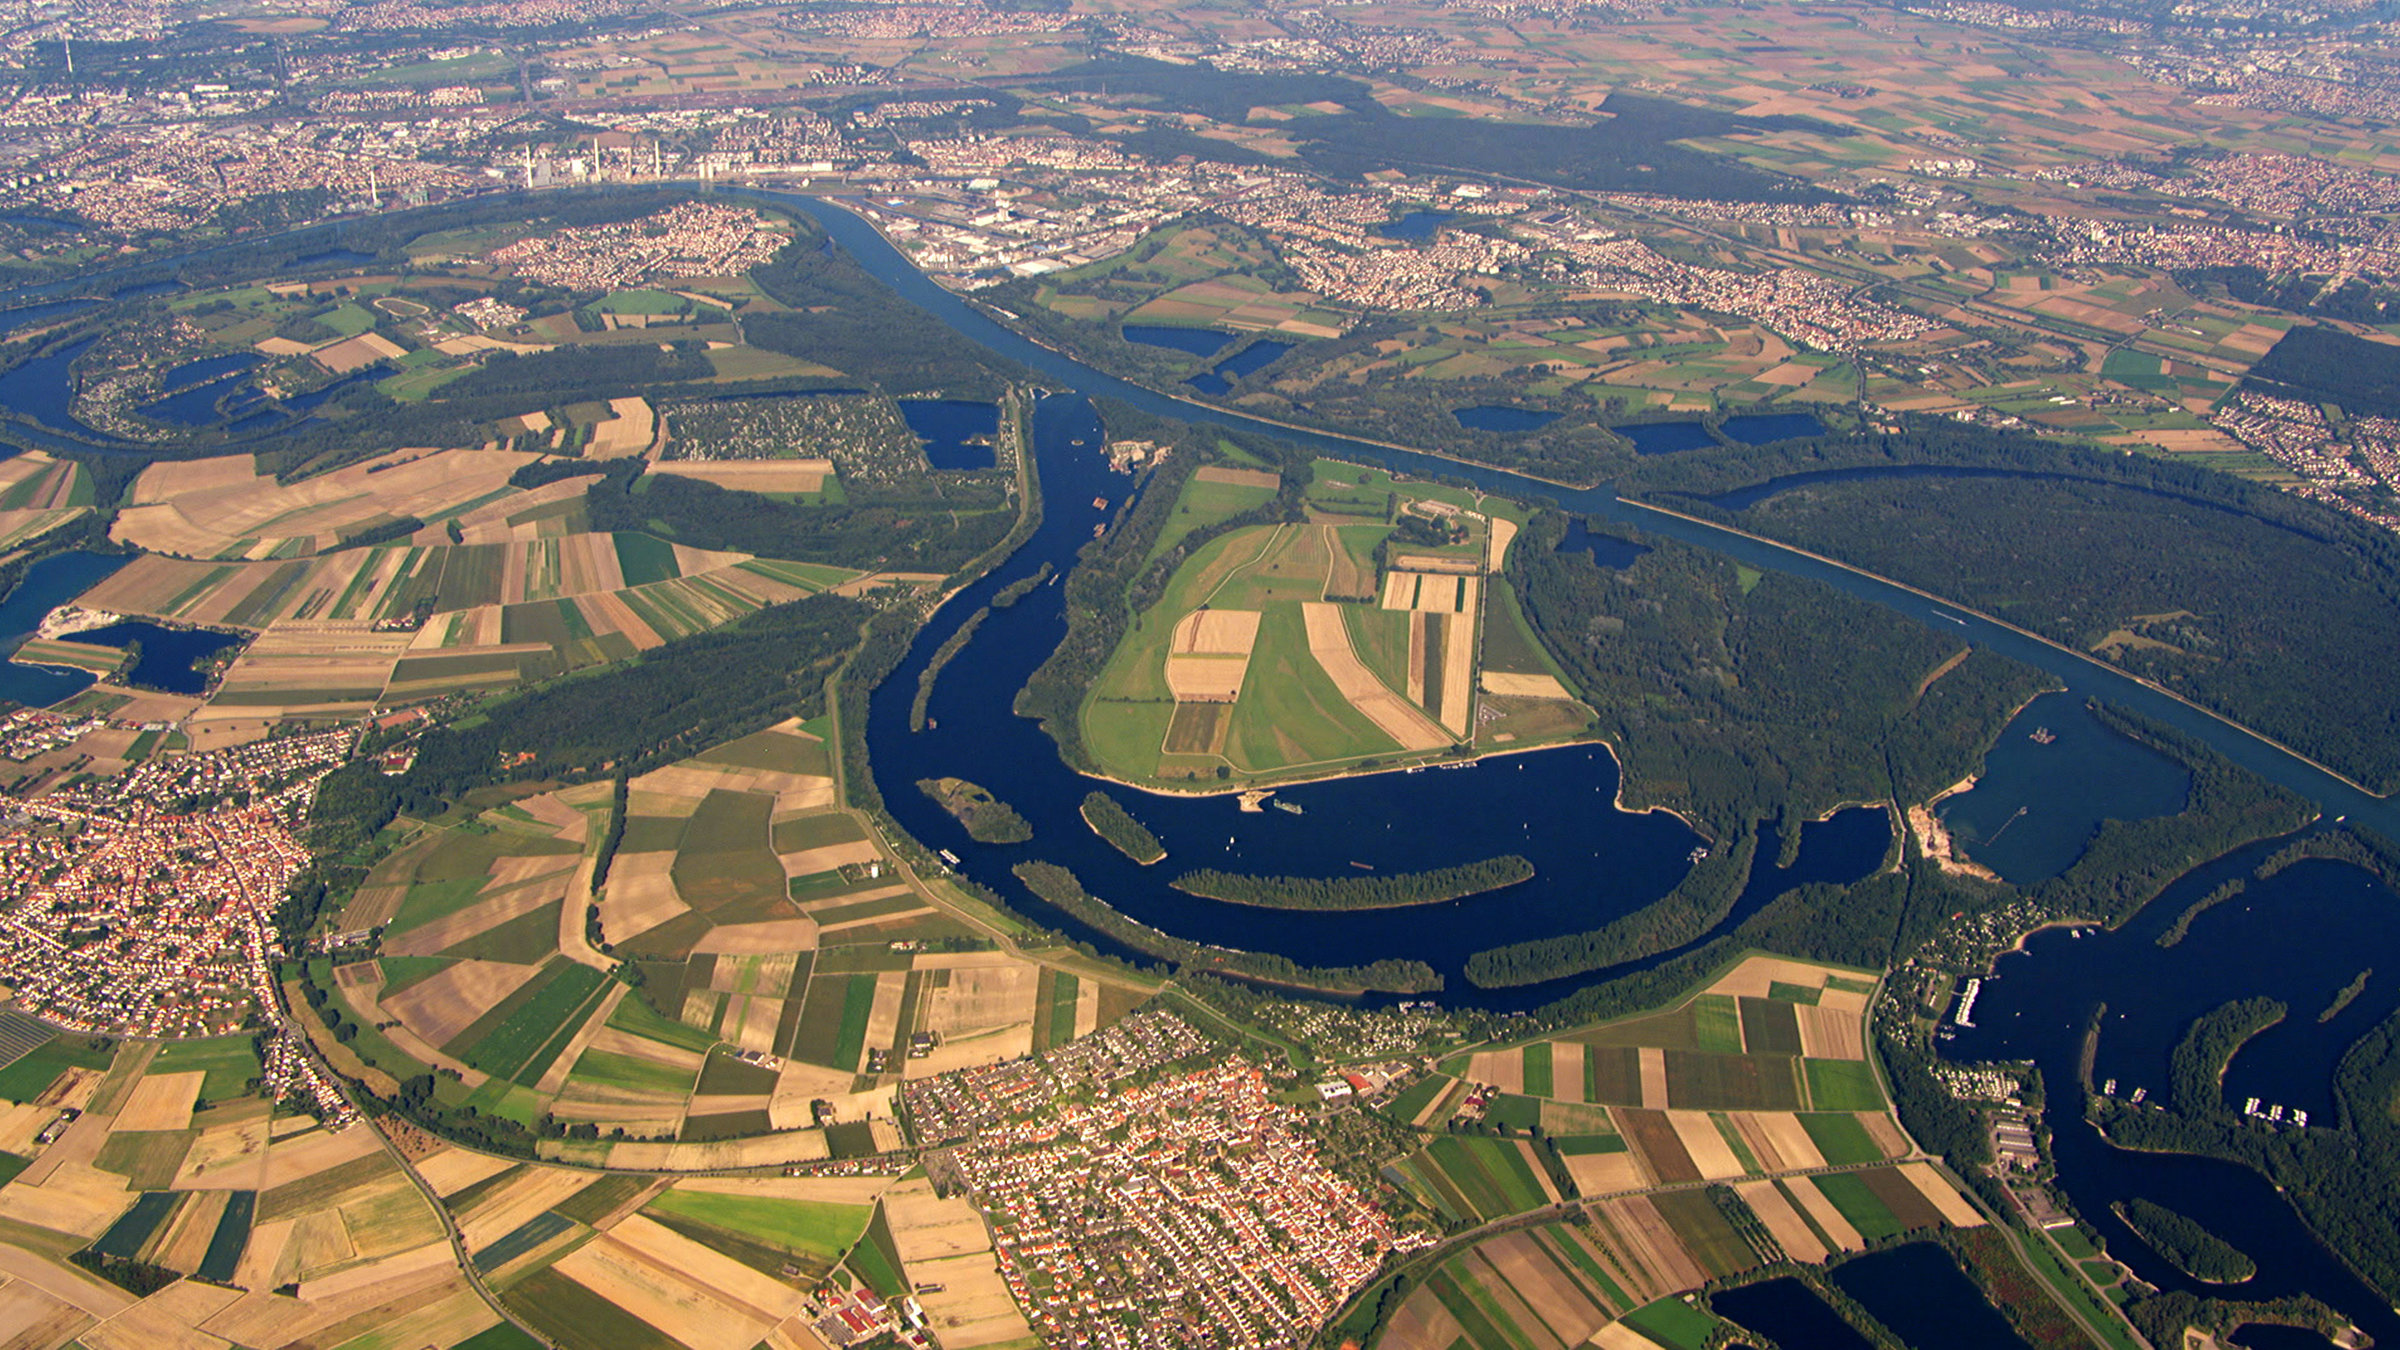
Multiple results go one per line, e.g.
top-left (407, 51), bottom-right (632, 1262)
top-left (0, 551), bottom-right (132, 706)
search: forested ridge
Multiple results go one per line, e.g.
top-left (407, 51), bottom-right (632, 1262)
top-left (1011, 860), bottom-right (1441, 994)
top-left (1170, 856), bottom-right (1534, 911)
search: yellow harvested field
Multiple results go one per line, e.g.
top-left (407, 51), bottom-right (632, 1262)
top-left (690, 920), bottom-right (820, 956)
top-left (901, 1252), bottom-right (1040, 1349)
top-left (610, 1214), bottom-right (807, 1320)
top-left (780, 841), bottom-right (884, 878)
top-left (1464, 1050), bottom-right (1524, 1094)
top-left (115, 1072), bottom-right (205, 1133)
top-left (602, 1131), bottom-right (830, 1171)
top-left (1897, 1162), bottom-right (1985, 1226)
top-left (1736, 1180), bottom-right (1829, 1264)
top-left (1706, 955), bottom-right (1846, 1000)
top-left (1412, 573), bottom-right (1461, 613)
top-left (414, 1148), bottom-right (516, 1198)
top-left (460, 1168), bottom-right (594, 1252)
top-left (1486, 515), bottom-right (1518, 572)
top-left (1164, 655), bottom-right (1251, 702)
top-left (1732, 1112), bottom-right (1822, 1172)
top-left (649, 459), bottom-right (833, 493)
top-left (1480, 671), bottom-right (1572, 700)
top-left (0, 1278), bottom-right (88, 1350)
top-left (1193, 466), bottom-right (1279, 490)
top-left (598, 852), bottom-right (690, 945)
top-left (1380, 570), bottom-right (1419, 610)
top-left (1566, 1151), bottom-right (1647, 1196)
top-left (552, 1233), bottom-right (774, 1350)
top-left (588, 398), bottom-right (658, 458)
top-left (0, 1243), bottom-right (132, 1321)
top-left (922, 960), bottom-right (1038, 1036)
top-left (1170, 607), bottom-right (1261, 656)
top-left (1637, 1047), bottom-right (1667, 1109)
top-left (1666, 1111), bottom-right (1746, 1180)
top-left (173, 1117), bottom-right (272, 1190)
top-left (1598, 1194), bottom-right (1707, 1292)
top-left (675, 1173), bottom-right (895, 1206)
top-left (1439, 583), bottom-right (1478, 736)
top-left (4, 1163), bottom-right (132, 1238)
top-left (78, 1277), bottom-right (243, 1350)
top-left (1301, 601), bottom-right (1447, 750)
top-left (1592, 1323), bottom-right (1663, 1350)
top-left (115, 448), bottom-right (541, 559)
top-left (256, 1126), bottom-right (380, 1191)
top-left (297, 1240), bottom-right (450, 1302)
top-left (1791, 1177), bottom-right (1867, 1252)
top-left (313, 331), bottom-right (407, 374)
top-left (1861, 1113), bottom-right (1911, 1158)
top-left (1796, 1004), bottom-right (1866, 1059)
top-left (380, 960), bottom-right (541, 1048)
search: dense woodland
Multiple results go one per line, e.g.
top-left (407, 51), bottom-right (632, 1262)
top-left (1169, 856), bottom-right (1533, 911)
top-left (1010, 860), bottom-right (1441, 994)
top-left (1081, 791), bottom-right (1165, 864)
top-left (2113, 1198), bottom-right (2257, 1284)
top-left (1619, 425), bottom-right (2400, 790)
top-left (1510, 510), bottom-right (2049, 835)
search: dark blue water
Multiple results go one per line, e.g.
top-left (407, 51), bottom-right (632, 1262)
top-left (1378, 211), bottom-right (1453, 241)
top-left (898, 399), bottom-right (1000, 470)
top-left (1711, 1278), bottom-right (1875, 1350)
top-left (0, 551), bottom-right (130, 706)
top-left (1620, 421), bottom-right (1719, 455)
top-left (864, 389), bottom-right (1893, 1005)
top-left (0, 298), bottom-right (99, 335)
top-left (1454, 405), bottom-right (1559, 433)
top-left (161, 353), bottom-right (261, 393)
top-left (1122, 325), bottom-right (1230, 358)
top-left (112, 280), bottom-right (185, 300)
top-left (1719, 412), bottom-right (1827, 445)
top-left (141, 372), bottom-right (252, 428)
top-left (1830, 1244), bottom-right (2032, 1350)
top-left (1216, 340), bottom-right (1292, 379)
top-left (1949, 839), bottom-right (2400, 1346)
top-left (1939, 692), bottom-right (2192, 883)
top-left (1183, 371), bottom-right (1230, 396)
top-left (69, 621), bottom-right (245, 695)
top-left (0, 336), bottom-right (102, 435)
top-left (1555, 518), bottom-right (1652, 570)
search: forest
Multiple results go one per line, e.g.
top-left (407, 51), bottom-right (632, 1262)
top-left (2246, 323), bottom-right (2400, 415)
top-left (1010, 860), bottom-right (1441, 995)
top-left (2112, 1198), bottom-right (2257, 1284)
top-left (582, 465), bottom-right (1014, 577)
top-left (1081, 791), bottom-right (1165, 864)
top-left (1508, 510), bottom-right (2047, 835)
top-left (1169, 856), bottom-right (1533, 911)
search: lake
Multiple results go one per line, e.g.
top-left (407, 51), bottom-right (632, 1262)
top-left (1619, 421), bottom-right (1718, 455)
top-left (1938, 691), bottom-right (2192, 884)
top-left (1183, 339), bottom-right (1295, 396)
top-left (67, 621), bottom-right (246, 695)
top-left (0, 551), bottom-right (133, 706)
top-left (1122, 325), bottom-right (1230, 358)
top-left (1830, 1244), bottom-right (2032, 1350)
top-left (1711, 1278), bottom-right (1875, 1350)
top-left (898, 399), bottom-right (1000, 470)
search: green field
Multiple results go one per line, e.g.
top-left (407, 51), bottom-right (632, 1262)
top-left (1420, 1136), bottom-right (1550, 1222)
top-left (1692, 995), bottom-right (1743, 1053)
top-left (1621, 1295), bottom-right (1723, 1350)
top-left (1522, 1041), bottom-right (1553, 1098)
top-left (566, 1049), bottom-right (695, 1097)
top-left (447, 960), bottom-right (610, 1080)
top-left (1812, 1173), bottom-right (1906, 1242)
top-left (642, 1188), bottom-right (871, 1273)
top-left (1798, 1112), bottom-right (1883, 1166)
top-left (1804, 1059), bottom-right (1884, 1111)
top-left (1661, 1050), bottom-right (1804, 1112)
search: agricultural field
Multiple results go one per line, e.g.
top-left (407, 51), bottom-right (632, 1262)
top-left (1373, 957), bottom-right (1986, 1349)
top-left (333, 719), bottom-right (1154, 1161)
top-left (0, 1038), bottom-right (514, 1350)
top-left (1083, 458), bottom-right (1586, 786)
top-left (80, 508), bottom-right (860, 725)
top-left (0, 450), bottom-right (93, 553)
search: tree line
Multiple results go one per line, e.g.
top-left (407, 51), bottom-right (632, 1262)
top-left (1172, 856), bottom-right (1533, 911)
